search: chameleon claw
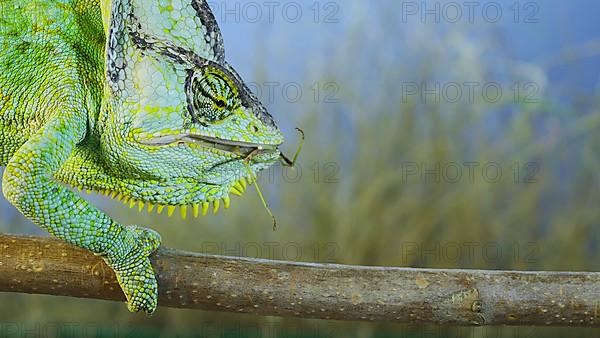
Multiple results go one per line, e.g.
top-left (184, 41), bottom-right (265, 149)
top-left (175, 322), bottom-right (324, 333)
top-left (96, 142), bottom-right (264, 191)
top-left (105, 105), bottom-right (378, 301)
top-left (202, 202), bottom-right (209, 216)
top-left (212, 199), bottom-right (220, 213)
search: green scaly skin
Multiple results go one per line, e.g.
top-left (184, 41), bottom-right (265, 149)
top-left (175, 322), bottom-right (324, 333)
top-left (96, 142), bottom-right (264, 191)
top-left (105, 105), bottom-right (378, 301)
top-left (0, 0), bottom-right (284, 314)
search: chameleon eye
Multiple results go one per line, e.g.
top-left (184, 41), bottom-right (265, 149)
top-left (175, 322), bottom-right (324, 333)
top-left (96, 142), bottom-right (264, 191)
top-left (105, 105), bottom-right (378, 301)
top-left (185, 70), bottom-right (235, 124)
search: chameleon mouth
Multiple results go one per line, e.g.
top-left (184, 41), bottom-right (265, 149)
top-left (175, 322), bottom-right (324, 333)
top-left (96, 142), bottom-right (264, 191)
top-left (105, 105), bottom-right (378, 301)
top-left (138, 134), bottom-right (279, 157)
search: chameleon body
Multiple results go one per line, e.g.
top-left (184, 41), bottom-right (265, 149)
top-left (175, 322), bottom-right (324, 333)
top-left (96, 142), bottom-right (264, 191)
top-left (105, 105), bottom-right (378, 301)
top-left (0, 0), bottom-right (283, 313)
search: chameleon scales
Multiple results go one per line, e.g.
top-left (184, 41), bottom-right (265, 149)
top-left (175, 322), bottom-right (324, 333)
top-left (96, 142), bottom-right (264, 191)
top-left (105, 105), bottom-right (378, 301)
top-left (0, 0), bottom-right (293, 314)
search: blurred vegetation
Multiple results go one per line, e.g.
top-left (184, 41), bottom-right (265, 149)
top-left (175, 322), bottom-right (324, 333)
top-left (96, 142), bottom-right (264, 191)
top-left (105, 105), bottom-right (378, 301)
top-left (1, 1), bottom-right (600, 337)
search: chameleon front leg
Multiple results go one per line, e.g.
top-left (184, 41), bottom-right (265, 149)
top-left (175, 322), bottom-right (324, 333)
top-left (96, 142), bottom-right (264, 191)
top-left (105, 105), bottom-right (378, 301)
top-left (1, 107), bottom-right (160, 314)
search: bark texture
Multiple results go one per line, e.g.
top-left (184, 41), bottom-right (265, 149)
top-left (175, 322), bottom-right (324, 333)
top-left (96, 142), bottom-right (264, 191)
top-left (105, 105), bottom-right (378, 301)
top-left (1, 234), bottom-right (599, 326)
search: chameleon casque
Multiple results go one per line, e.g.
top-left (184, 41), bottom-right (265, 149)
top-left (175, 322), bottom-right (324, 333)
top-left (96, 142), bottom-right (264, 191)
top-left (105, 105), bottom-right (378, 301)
top-left (0, 0), bottom-right (285, 313)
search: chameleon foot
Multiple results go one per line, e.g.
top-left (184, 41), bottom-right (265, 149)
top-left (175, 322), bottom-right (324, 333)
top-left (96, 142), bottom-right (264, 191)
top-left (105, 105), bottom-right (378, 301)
top-left (105, 225), bottom-right (162, 314)
top-left (126, 225), bottom-right (161, 256)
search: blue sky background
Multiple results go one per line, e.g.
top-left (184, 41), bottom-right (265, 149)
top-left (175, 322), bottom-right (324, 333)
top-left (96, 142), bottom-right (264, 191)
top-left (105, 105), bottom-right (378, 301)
top-left (209, 0), bottom-right (600, 139)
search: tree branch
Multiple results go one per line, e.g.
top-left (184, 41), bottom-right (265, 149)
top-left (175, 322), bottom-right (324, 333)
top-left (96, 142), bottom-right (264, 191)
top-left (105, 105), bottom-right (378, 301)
top-left (1, 234), bottom-right (599, 326)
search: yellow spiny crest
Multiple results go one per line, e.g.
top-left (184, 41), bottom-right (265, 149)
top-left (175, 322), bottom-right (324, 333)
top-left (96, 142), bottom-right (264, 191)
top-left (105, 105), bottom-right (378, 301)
top-left (167, 205), bottom-right (176, 217)
top-left (102, 189), bottom-right (239, 219)
top-left (180, 205), bottom-right (188, 220)
top-left (230, 185), bottom-right (243, 196)
top-left (230, 178), bottom-right (249, 196)
top-left (223, 196), bottom-right (230, 209)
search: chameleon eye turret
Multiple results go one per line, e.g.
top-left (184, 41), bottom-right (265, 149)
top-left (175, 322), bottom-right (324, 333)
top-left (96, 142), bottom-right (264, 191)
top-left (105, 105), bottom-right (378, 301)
top-left (0, 0), bottom-right (285, 314)
top-left (186, 67), bottom-right (238, 125)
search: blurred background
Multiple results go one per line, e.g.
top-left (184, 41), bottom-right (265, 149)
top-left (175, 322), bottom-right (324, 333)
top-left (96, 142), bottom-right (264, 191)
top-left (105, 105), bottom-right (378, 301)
top-left (2, 0), bottom-right (600, 337)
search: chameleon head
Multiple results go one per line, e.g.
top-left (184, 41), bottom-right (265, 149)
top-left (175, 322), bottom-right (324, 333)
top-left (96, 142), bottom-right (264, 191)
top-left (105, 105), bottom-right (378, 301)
top-left (97, 0), bottom-right (284, 212)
